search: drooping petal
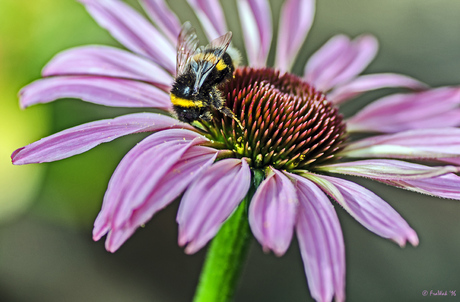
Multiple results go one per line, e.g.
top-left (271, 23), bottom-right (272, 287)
top-left (11, 113), bottom-right (192, 165)
top-left (110, 142), bottom-right (199, 228)
top-left (274, 0), bottom-right (314, 72)
top-left (105, 226), bottom-right (137, 253)
top-left (127, 146), bottom-right (218, 231)
top-left (288, 173), bottom-right (345, 302)
top-left (381, 173), bottom-right (460, 201)
top-left (237, 0), bottom-right (272, 67)
top-left (94, 143), bottom-right (216, 242)
top-left (93, 129), bottom-right (209, 240)
top-left (347, 87), bottom-right (460, 133)
top-left (305, 173), bottom-right (419, 247)
top-left (341, 128), bottom-right (460, 159)
top-left (249, 168), bottom-right (297, 256)
top-left (317, 159), bottom-right (460, 180)
top-left (100, 145), bottom-right (218, 252)
top-left (177, 158), bottom-right (251, 254)
top-left (328, 73), bottom-right (427, 105)
top-left (140, 0), bottom-right (182, 45)
top-left (304, 35), bottom-right (378, 92)
top-left (19, 76), bottom-right (172, 109)
top-left (79, 0), bottom-right (176, 74)
top-left (42, 45), bottom-right (173, 91)
top-left (187, 0), bottom-right (228, 41)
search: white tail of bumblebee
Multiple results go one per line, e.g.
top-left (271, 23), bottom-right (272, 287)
top-left (227, 46), bottom-right (242, 68)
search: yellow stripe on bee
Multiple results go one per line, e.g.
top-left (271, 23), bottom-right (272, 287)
top-left (170, 94), bottom-right (204, 108)
top-left (192, 53), bottom-right (227, 71)
top-left (216, 59), bottom-right (227, 71)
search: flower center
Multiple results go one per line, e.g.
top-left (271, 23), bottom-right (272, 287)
top-left (203, 67), bottom-right (347, 171)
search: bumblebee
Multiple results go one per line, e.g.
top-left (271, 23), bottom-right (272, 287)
top-left (170, 22), bottom-right (242, 127)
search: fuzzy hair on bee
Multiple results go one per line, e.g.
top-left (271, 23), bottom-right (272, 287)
top-left (170, 22), bottom-right (242, 128)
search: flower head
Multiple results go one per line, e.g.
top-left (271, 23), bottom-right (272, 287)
top-left (12, 0), bottom-right (460, 301)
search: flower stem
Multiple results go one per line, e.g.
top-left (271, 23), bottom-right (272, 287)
top-left (193, 169), bottom-right (264, 302)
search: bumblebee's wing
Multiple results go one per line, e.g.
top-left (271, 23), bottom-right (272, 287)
top-left (176, 22), bottom-right (199, 76)
top-left (209, 31), bottom-right (233, 57)
top-left (192, 31), bottom-right (233, 92)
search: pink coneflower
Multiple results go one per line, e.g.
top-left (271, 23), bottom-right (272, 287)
top-left (12, 0), bottom-right (460, 301)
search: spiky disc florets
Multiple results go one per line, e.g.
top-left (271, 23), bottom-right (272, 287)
top-left (205, 67), bottom-right (347, 170)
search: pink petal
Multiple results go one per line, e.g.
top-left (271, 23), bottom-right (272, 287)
top-left (306, 173), bottom-right (419, 247)
top-left (101, 145), bottom-right (218, 252)
top-left (274, 0), bottom-right (315, 72)
top-left (128, 146), bottom-right (218, 230)
top-left (237, 0), bottom-right (272, 67)
top-left (79, 0), bottom-right (175, 74)
top-left (328, 73), bottom-right (428, 105)
top-left (105, 226), bottom-right (137, 253)
top-left (42, 45), bottom-right (173, 91)
top-left (177, 158), bottom-right (251, 254)
top-left (440, 157), bottom-right (460, 165)
top-left (11, 113), bottom-right (192, 165)
top-left (304, 35), bottom-right (350, 84)
top-left (347, 87), bottom-right (460, 133)
top-left (249, 168), bottom-right (297, 256)
top-left (350, 108), bottom-right (460, 134)
top-left (342, 128), bottom-right (460, 159)
top-left (96, 145), bottom-right (216, 241)
top-left (304, 35), bottom-right (378, 92)
top-left (111, 143), bottom-right (196, 227)
top-left (382, 173), bottom-right (460, 201)
top-left (19, 76), bottom-right (172, 109)
top-left (318, 159), bottom-right (460, 180)
top-left (93, 129), bottom-right (209, 239)
top-left (288, 173), bottom-right (345, 302)
top-left (140, 0), bottom-right (182, 44)
top-left (187, 0), bottom-right (228, 41)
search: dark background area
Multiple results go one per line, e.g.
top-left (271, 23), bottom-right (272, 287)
top-left (1, 0), bottom-right (459, 301)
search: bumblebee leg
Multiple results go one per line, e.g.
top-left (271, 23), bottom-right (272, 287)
top-left (210, 89), bottom-right (243, 129)
top-left (220, 107), bottom-right (243, 129)
top-left (209, 89), bottom-right (224, 109)
top-left (199, 110), bottom-right (212, 122)
top-left (207, 89), bottom-right (243, 129)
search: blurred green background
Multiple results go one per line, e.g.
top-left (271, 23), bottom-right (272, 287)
top-left (1, 0), bottom-right (460, 301)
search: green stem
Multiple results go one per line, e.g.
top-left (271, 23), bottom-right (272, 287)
top-left (193, 169), bottom-right (264, 302)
